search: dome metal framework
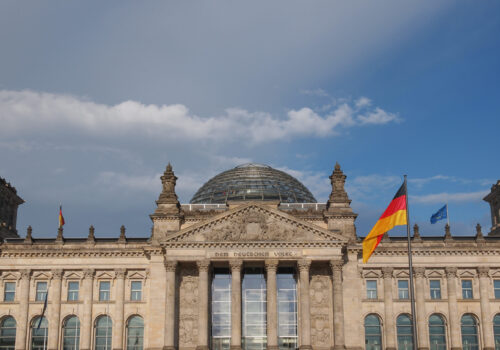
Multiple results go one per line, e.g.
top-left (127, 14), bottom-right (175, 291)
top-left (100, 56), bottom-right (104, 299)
top-left (190, 163), bottom-right (317, 204)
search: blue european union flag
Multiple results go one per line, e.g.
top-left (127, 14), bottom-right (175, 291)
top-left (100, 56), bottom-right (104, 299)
top-left (430, 204), bottom-right (447, 224)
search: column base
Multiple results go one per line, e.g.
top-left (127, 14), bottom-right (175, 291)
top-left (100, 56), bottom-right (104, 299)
top-left (267, 346), bottom-right (279, 350)
top-left (196, 347), bottom-right (209, 350)
top-left (332, 346), bottom-right (346, 350)
top-left (299, 346), bottom-right (313, 350)
top-left (230, 346), bottom-right (242, 350)
top-left (163, 347), bottom-right (177, 350)
top-left (417, 348), bottom-right (429, 350)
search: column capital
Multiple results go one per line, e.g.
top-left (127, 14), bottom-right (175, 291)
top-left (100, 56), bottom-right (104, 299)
top-left (19, 269), bottom-right (31, 280)
top-left (329, 260), bottom-right (343, 272)
top-left (197, 259), bottom-right (211, 272)
top-left (445, 266), bottom-right (457, 278)
top-left (298, 259), bottom-right (311, 272)
top-left (381, 267), bottom-right (393, 279)
top-left (265, 259), bottom-right (279, 272)
top-left (83, 268), bottom-right (95, 279)
top-left (478, 266), bottom-right (490, 278)
top-left (229, 259), bottom-right (243, 272)
top-left (114, 268), bottom-right (126, 279)
top-left (164, 260), bottom-right (178, 272)
top-left (51, 269), bottom-right (63, 280)
top-left (413, 266), bottom-right (426, 278)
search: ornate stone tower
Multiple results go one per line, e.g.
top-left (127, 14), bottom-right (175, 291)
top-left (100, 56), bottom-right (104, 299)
top-left (324, 162), bottom-right (357, 239)
top-left (484, 180), bottom-right (500, 236)
top-left (0, 176), bottom-right (24, 239)
top-left (150, 163), bottom-right (183, 243)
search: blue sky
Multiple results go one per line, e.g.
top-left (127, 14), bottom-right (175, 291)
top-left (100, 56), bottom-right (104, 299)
top-left (0, 1), bottom-right (499, 238)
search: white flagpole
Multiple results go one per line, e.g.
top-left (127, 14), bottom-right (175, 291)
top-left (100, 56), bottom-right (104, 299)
top-left (446, 202), bottom-right (450, 226)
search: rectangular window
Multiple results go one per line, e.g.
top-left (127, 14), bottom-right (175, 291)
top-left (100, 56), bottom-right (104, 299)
top-left (36, 281), bottom-right (48, 301)
top-left (366, 280), bottom-right (378, 299)
top-left (99, 281), bottom-right (110, 301)
top-left (398, 280), bottom-right (409, 299)
top-left (495, 280), bottom-right (500, 299)
top-left (430, 280), bottom-right (441, 300)
top-left (462, 280), bottom-right (473, 299)
top-left (130, 281), bottom-right (142, 301)
top-left (67, 281), bottom-right (79, 301)
top-left (3, 282), bottom-right (15, 302)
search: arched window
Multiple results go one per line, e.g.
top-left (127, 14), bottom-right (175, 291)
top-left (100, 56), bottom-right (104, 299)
top-left (428, 314), bottom-right (446, 350)
top-left (63, 315), bottom-right (80, 350)
top-left (31, 316), bottom-right (48, 350)
top-left (126, 315), bottom-right (144, 350)
top-left (461, 314), bottom-right (479, 350)
top-left (0, 316), bottom-right (16, 350)
top-left (396, 314), bottom-right (413, 350)
top-left (95, 315), bottom-right (112, 350)
top-left (364, 314), bottom-right (382, 350)
top-left (493, 314), bottom-right (500, 349)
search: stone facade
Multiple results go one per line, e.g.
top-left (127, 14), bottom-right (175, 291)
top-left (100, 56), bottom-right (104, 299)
top-left (0, 164), bottom-right (499, 350)
top-left (0, 176), bottom-right (24, 239)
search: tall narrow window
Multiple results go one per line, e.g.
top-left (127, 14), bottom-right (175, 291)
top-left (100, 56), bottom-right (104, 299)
top-left (3, 282), bottom-right (15, 302)
top-left (494, 280), bottom-right (500, 299)
top-left (126, 316), bottom-right (144, 350)
top-left (0, 316), bottom-right (16, 350)
top-left (67, 282), bottom-right (79, 301)
top-left (364, 314), bottom-right (382, 350)
top-left (242, 267), bottom-right (266, 350)
top-left (277, 267), bottom-right (297, 350)
top-left (461, 314), bottom-right (479, 350)
top-left (99, 281), bottom-right (110, 301)
top-left (212, 268), bottom-right (231, 350)
top-left (31, 316), bottom-right (48, 350)
top-left (398, 280), bottom-right (409, 300)
top-left (95, 315), bottom-right (112, 350)
top-left (493, 314), bottom-right (500, 349)
top-left (35, 282), bottom-right (47, 301)
top-left (462, 280), bottom-right (473, 299)
top-left (429, 280), bottom-right (441, 300)
top-left (63, 316), bottom-right (80, 350)
top-left (396, 314), bottom-right (413, 350)
top-left (130, 281), bottom-right (142, 301)
top-left (428, 314), bottom-right (446, 350)
top-left (366, 280), bottom-right (377, 299)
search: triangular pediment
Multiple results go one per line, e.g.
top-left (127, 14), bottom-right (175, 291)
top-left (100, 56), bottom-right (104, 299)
top-left (96, 271), bottom-right (114, 280)
top-left (1, 272), bottom-right (18, 280)
top-left (33, 272), bottom-right (51, 279)
top-left (166, 202), bottom-right (348, 243)
top-left (458, 270), bottom-right (476, 278)
top-left (128, 271), bottom-right (146, 279)
top-left (426, 270), bottom-right (443, 278)
top-left (64, 272), bottom-right (82, 280)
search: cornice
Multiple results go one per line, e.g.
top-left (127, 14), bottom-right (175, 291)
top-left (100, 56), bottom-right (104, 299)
top-left (0, 248), bottom-right (147, 259)
top-left (162, 240), bottom-right (344, 249)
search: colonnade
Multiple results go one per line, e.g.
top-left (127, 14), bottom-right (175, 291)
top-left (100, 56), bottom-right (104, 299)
top-left (163, 259), bottom-right (346, 350)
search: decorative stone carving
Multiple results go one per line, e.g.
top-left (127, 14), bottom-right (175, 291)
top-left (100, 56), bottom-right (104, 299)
top-left (115, 268), bottom-right (126, 279)
top-left (478, 266), bottom-right (490, 278)
top-left (87, 225), bottom-right (95, 242)
top-left (157, 163), bottom-right (180, 205)
top-left (56, 226), bottom-right (64, 242)
top-left (326, 162), bottom-right (351, 207)
top-left (83, 269), bottom-right (95, 279)
top-left (413, 267), bottom-right (425, 278)
top-left (197, 260), bottom-right (210, 272)
top-left (382, 267), bottom-right (393, 279)
top-left (19, 269), bottom-right (31, 280)
top-left (179, 265), bottom-right (199, 347)
top-left (445, 267), bottom-right (457, 278)
top-left (24, 226), bottom-right (33, 244)
top-left (164, 260), bottom-right (177, 272)
top-left (413, 224), bottom-right (422, 242)
top-left (229, 260), bottom-right (243, 271)
top-left (475, 223), bottom-right (485, 241)
top-left (298, 259), bottom-right (311, 272)
top-left (51, 269), bottom-right (63, 280)
top-left (310, 267), bottom-right (332, 348)
top-left (265, 259), bottom-right (279, 271)
top-left (444, 224), bottom-right (452, 240)
top-left (118, 225), bottom-right (126, 242)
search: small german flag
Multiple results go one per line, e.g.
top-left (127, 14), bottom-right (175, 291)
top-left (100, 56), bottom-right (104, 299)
top-left (362, 182), bottom-right (407, 263)
top-left (59, 205), bottom-right (65, 228)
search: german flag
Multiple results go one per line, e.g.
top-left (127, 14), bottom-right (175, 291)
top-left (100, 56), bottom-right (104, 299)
top-left (59, 206), bottom-right (65, 228)
top-left (362, 182), bottom-right (407, 263)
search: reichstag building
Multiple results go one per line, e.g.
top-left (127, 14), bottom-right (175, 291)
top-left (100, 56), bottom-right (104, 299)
top-left (0, 163), bottom-right (500, 350)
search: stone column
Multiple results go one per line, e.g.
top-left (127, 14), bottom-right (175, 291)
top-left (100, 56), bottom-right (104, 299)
top-left (48, 269), bottom-right (63, 350)
top-left (265, 259), bottom-right (279, 350)
top-left (413, 267), bottom-right (428, 350)
top-left (230, 260), bottom-right (243, 350)
top-left (197, 260), bottom-right (210, 350)
top-left (16, 269), bottom-right (31, 350)
top-left (298, 260), bottom-right (312, 350)
top-left (478, 266), bottom-right (494, 350)
top-left (113, 268), bottom-right (126, 350)
top-left (330, 260), bottom-right (345, 350)
top-left (164, 260), bottom-right (178, 350)
top-left (382, 267), bottom-right (396, 350)
top-left (81, 268), bottom-right (95, 350)
top-left (445, 267), bottom-right (460, 350)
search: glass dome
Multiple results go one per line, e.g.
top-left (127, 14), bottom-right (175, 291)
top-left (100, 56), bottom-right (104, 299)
top-left (190, 163), bottom-right (317, 204)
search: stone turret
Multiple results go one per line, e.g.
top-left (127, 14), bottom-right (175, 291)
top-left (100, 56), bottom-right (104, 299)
top-left (150, 163), bottom-right (183, 243)
top-left (484, 180), bottom-right (500, 236)
top-left (0, 176), bottom-right (24, 239)
top-left (324, 162), bottom-right (357, 239)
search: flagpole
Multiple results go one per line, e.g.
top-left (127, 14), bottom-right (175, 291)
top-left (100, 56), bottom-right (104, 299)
top-left (446, 201), bottom-right (450, 226)
top-left (404, 175), bottom-right (418, 349)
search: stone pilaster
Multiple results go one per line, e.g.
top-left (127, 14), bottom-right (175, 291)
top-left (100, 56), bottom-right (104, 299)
top-left (478, 266), bottom-right (494, 350)
top-left (197, 260), bottom-right (211, 350)
top-left (48, 269), bottom-right (63, 350)
top-left (230, 260), bottom-right (243, 350)
top-left (81, 268), bottom-right (95, 350)
top-left (164, 260), bottom-right (177, 350)
top-left (413, 267), bottom-right (428, 350)
top-left (445, 267), bottom-right (461, 350)
top-left (330, 260), bottom-right (345, 350)
top-left (15, 269), bottom-right (30, 350)
top-left (146, 248), bottom-right (167, 350)
top-left (265, 259), bottom-right (279, 350)
top-left (113, 268), bottom-right (126, 350)
top-left (382, 267), bottom-right (396, 350)
top-left (298, 260), bottom-right (312, 350)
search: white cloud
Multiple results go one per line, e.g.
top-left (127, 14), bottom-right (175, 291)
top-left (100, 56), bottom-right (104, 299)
top-left (275, 166), bottom-right (331, 202)
top-left (0, 90), bottom-right (400, 145)
top-left (410, 190), bottom-right (489, 204)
